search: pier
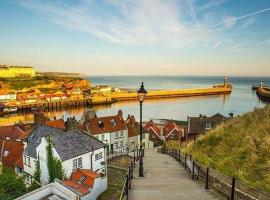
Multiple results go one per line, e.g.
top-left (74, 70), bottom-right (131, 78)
top-left (109, 86), bottom-right (232, 101)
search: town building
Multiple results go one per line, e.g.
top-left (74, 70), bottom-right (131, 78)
top-left (23, 123), bottom-right (107, 186)
top-left (144, 120), bottom-right (185, 144)
top-left (144, 120), bottom-right (162, 144)
top-left (125, 115), bottom-right (153, 150)
top-left (0, 122), bottom-right (31, 141)
top-left (0, 65), bottom-right (36, 78)
top-left (79, 110), bottom-right (128, 153)
top-left (163, 120), bottom-right (184, 141)
top-left (187, 113), bottom-right (230, 141)
top-left (0, 140), bottom-right (24, 176)
top-left (0, 91), bottom-right (16, 102)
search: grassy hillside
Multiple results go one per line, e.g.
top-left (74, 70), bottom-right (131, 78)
top-left (185, 106), bottom-right (270, 193)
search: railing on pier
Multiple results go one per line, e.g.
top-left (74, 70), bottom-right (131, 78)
top-left (159, 148), bottom-right (270, 200)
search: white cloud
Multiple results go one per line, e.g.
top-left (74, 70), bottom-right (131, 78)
top-left (17, 0), bottom-right (270, 48)
top-left (223, 16), bottom-right (237, 28)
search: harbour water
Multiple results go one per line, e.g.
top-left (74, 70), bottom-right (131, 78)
top-left (0, 76), bottom-right (269, 126)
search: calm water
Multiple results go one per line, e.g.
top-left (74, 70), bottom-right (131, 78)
top-left (1, 76), bottom-right (269, 125)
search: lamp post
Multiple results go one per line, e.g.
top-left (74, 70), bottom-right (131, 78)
top-left (137, 82), bottom-right (147, 177)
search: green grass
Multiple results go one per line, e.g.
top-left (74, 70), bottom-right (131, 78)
top-left (97, 167), bottom-right (127, 200)
top-left (0, 76), bottom-right (86, 90)
top-left (185, 106), bottom-right (270, 193)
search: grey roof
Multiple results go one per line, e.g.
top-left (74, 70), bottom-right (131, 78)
top-left (51, 129), bottom-right (105, 161)
top-left (24, 125), bottom-right (105, 161)
top-left (24, 125), bottom-right (63, 159)
top-left (188, 113), bottom-right (228, 134)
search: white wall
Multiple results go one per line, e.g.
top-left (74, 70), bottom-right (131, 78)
top-left (15, 182), bottom-right (79, 200)
top-left (82, 177), bottom-right (107, 200)
top-left (62, 147), bottom-right (106, 179)
top-left (95, 133), bottom-right (111, 152)
top-left (128, 133), bottom-right (153, 150)
top-left (36, 138), bottom-right (61, 185)
top-left (110, 129), bottom-right (128, 153)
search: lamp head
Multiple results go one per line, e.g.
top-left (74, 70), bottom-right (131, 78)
top-left (137, 82), bottom-right (147, 102)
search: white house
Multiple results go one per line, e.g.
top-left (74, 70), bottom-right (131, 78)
top-left (23, 124), bottom-right (107, 200)
top-left (79, 110), bottom-right (129, 153)
top-left (0, 92), bottom-right (16, 102)
top-left (126, 115), bottom-right (153, 150)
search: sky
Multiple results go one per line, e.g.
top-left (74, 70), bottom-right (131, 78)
top-left (0, 0), bottom-right (270, 76)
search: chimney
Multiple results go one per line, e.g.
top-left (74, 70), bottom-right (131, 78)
top-left (34, 111), bottom-right (46, 128)
top-left (65, 117), bottom-right (78, 131)
top-left (199, 114), bottom-right (203, 119)
top-left (229, 112), bottom-right (234, 118)
top-left (118, 110), bottom-right (123, 120)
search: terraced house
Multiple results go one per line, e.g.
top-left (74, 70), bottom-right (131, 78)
top-left (79, 110), bottom-right (128, 153)
top-left (22, 121), bottom-right (107, 200)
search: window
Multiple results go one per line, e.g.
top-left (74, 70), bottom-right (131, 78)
top-left (98, 121), bottom-right (104, 128)
top-left (120, 131), bottom-right (123, 137)
top-left (142, 134), bottom-right (145, 139)
top-left (115, 142), bottom-right (118, 148)
top-left (95, 152), bottom-right (103, 160)
top-left (24, 156), bottom-right (31, 167)
top-left (73, 157), bottom-right (83, 170)
top-left (120, 141), bottom-right (123, 147)
top-left (111, 119), bottom-right (117, 126)
top-left (73, 159), bottom-right (78, 170)
top-left (78, 157), bottom-right (83, 168)
top-left (116, 132), bottom-right (119, 138)
top-left (3, 150), bottom-right (9, 157)
top-left (205, 122), bottom-right (212, 130)
top-left (101, 134), bottom-right (105, 140)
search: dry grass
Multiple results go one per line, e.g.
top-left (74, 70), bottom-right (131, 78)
top-left (185, 106), bottom-right (270, 193)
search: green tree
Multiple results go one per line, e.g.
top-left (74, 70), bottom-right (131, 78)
top-left (46, 137), bottom-right (63, 183)
top-left (34, 156), bottom-right (41, 182)
top-left (0, 167), bottom-right (27, 200)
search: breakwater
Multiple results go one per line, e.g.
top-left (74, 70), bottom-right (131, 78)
top-left (108, 86), bottom-right (232, 101)
top-left (257, 88), bottom-right (270, 100)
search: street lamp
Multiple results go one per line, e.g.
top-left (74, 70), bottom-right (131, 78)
top-left (137, 82), bottom-right (147, 177)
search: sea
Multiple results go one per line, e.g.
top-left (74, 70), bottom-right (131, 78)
top-left (0, 76), bottom-right (270, 126)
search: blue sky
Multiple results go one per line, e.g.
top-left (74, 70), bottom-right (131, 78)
top-left (0, 0), bottom-right (270, 76)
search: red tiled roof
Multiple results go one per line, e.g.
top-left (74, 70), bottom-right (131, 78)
top-left (0, 125), bottom-right (27, 140)
top-left (144, 120), bottom-right (161, 136)
top-left (163, 121), bottom-right (183, 138)
top-left (45, 119), bottom-right (65, 130)
top-left (63, 169), bottom-right (100, 196)
top-left (0, 140), bottom-right (24, 169)
top-left (80, 114), bottom-right (127, 135)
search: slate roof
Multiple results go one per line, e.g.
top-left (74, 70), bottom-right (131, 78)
top-left (24, 125), bottom-right (104, 161)
top-left (24, 125), bottom-right (63, 159)
top-left (188, 113), bottom-right (227, 134)
top-left (51, 129), bottom-right (105, 161)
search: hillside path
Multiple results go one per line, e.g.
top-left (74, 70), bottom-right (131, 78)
top-left (129, 148), bottom-right (222, 200)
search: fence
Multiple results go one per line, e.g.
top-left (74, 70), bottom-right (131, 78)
top-left (160, 148), bottom-right (270, 200)
top-left (119, 148), bottom-right (142, 200)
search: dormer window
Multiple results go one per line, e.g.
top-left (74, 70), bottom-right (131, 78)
top-left (98, 121), bottom-right (104, 128)
top-left (111, 119), bottom-right (117, 126)
top-left (3, 150), bottom-right (9, 157)
top-left (205, 122), bottom-right (212, 130)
